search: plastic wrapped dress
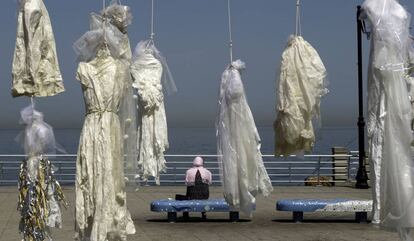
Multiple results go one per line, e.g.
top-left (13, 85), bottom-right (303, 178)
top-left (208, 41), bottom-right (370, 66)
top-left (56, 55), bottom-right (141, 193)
top-left (216, 60), bottom-right (273, 216)
top-left (362, 0), bottom-right (414, 239)
top-left (12, 0), bottom-right (64, 97)
top-left (274, 36), bottom-right (328, 156)
top-left (131, 40), bottom-right (174, 185)
top-left (17, 105), bottom-right (67, 241)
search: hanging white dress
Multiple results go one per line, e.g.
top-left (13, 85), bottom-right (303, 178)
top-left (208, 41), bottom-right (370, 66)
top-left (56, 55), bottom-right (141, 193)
top-left (274, 36), bottom-right (328, 156)
top-left (216, 60), bottom-right (273, 216)
top-left (362, 0), bottom-right (414, 240)
top-left (12, 0), bottom-right (64, 97)
top-left (73, 7), bottom-right (136, 239)
top-left (131, 40), bottom-right (176, 185)
top-left (75, 46), bottom-right (135, 241)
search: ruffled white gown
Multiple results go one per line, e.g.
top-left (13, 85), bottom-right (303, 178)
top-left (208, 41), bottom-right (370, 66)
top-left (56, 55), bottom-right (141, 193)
top-left (216, 60), bottom-right (273, 216)
top-left (12, 0), bottom-right (64, 97)
top-left (362, 0), bottom-right (414, 239)
top-left (75, 47), bottom-right (135, 241)
top-left (131, 50), bottom-right (168, 185)
top-left (274, 36), bottom-right (328, 156)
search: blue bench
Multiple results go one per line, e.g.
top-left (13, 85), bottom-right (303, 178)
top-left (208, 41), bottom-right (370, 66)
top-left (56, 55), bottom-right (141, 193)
top-left (276, 199), bottom-right (372, 223)
top-left (151, 199), bottom-right (247, 222)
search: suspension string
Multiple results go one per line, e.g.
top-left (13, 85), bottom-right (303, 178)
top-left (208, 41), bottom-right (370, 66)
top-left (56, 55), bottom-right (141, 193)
top-left (227, 0), bottom-right (233, 63)
top-left (102, 0), bottom-right (107, 43)
top-left (29, 96), bottom-right (35, 122)
top-left (295, 0), bottom-right (302, 36)
top-left (150, 0), bottom-right (155, 40)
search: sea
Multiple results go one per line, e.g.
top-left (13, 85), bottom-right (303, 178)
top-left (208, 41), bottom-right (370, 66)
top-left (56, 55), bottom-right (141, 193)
top-left (0, 126), bottom-right (358, 155)
top-left (0, 127), bottom-right (359, 185)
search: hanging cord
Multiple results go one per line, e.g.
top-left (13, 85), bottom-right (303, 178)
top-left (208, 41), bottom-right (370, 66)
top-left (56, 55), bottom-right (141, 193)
top-left (227, 0), bottom-right (233, 63)
top-left (295, 0), bottom-right (302, 36)
top-left (145, 0), bottom-right (155, 49)
top-left (30, 97), bottom-right (35, 121)
top-left (150, 0), bottom-right (155, 40)
top-left (102, 0), bottom-right (108, 43)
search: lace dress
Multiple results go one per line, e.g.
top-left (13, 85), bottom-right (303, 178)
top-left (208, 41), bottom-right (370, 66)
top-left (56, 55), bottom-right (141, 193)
top-left (131, 50), bottom-right (168, 185)
top-left (75, 47), bottom-right (135, 241)
top-left (12, 0), bottom-right (64, 97)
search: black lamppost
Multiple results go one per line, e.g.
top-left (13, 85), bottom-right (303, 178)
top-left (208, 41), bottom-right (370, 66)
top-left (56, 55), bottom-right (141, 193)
top-left (355, 5), bottom-right (369, 189)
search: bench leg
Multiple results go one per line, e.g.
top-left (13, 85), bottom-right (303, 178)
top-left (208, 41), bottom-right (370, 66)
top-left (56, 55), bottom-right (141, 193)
top-left (183, 212), bottom-right (189, 220)
top-left (167, 212), bottom-right (177, 223)
top-left (293, 211), bottom-right (304, 223)
top-left (201, 212), bottom-right (207, 221)
top-left (229, 211), bottom-right (239, 222)
top-left (355, 212), bottom-right (368, 223)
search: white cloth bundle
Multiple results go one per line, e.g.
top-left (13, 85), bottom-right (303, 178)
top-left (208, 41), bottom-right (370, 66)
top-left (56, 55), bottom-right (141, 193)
top-left (274, 35), bottom-right (328, 156)
top-left (362, 0), bottom-right (414, 240)
top-left (216, 60), bottom-right (273, 216)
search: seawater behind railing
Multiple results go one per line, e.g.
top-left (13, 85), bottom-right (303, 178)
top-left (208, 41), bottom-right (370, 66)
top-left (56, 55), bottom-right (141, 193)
top-left (0, 153), bottom-right (360, 186)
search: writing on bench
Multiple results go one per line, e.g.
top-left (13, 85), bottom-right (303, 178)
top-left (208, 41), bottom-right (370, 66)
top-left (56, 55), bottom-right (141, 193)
top-left (276, 199), bottom-right (373, 223)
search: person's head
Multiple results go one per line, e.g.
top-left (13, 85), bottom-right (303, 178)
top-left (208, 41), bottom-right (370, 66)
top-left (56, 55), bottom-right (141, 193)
top-left (193, 156), bottom-right (203, 167)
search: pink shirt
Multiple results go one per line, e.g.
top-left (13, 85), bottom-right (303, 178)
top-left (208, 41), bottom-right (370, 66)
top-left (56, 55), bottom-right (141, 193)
top-left (185, 167), bottom-right (212, 186)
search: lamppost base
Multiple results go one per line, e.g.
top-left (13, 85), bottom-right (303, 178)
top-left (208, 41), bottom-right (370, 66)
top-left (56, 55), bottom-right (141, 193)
top-left (355, 168), bottom-right (369, 189)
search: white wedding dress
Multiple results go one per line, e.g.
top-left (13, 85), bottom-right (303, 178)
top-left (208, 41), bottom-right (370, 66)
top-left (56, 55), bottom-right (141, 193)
top-left (216, 60), bottom-right (273, 216)
top-left (362, 0), bottom-right (414, 240)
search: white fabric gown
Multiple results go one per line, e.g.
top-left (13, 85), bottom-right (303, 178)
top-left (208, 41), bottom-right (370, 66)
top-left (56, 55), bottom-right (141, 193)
top-left (12, 0), bottom-right (64, 97)
top-left (274, 36), bottom-right (328, 156)
top-left (131, 49), bottom-right (168, 185)
top-left (216, 60), bottom-right (273, 216)
top-left (75, 47), bottom-right (135, 241)
top-left (362, 0), bottom-right (414, 239)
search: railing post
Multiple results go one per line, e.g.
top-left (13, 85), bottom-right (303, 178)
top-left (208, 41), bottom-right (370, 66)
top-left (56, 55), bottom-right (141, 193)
top-left (0, 162), bottom-right (3, 185)
top-left (317, 157), bottom-right (321, 186)
top-left (289, 162), bottom-right (292, 183)
top-left (174, 166), bottom-right (177, 185)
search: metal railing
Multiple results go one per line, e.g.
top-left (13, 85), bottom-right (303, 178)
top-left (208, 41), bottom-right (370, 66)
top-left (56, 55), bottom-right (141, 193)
top-left (0, 153), bottom-right (360, 186)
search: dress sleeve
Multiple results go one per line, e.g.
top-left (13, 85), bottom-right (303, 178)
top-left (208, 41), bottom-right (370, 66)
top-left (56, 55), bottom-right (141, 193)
top-left (75, 63), bottom-right (90, 88)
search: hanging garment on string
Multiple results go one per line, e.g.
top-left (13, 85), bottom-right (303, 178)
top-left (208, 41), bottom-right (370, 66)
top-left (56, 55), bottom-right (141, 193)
top-left (73, 8), bottom-right (135, 241)
top-left (12, 0), bottom-right (64, 97)
top-left (274, 35), bottom-right (328, 156)
top-left (17, 105), bottom-right (67, 241)
top-left (362, 1), bottom-right (414, 240)
top-left (131, 40), bottom-right (176, 185)
top-left (216, 60), bottom-right (273, 216)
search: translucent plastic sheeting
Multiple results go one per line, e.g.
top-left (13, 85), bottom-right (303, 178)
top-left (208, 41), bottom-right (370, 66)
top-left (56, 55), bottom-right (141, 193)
top-left (216, 60), bottom-right (273, 216)
top-left (362, 0), bottom-right (414, 240)
top-left (17, 104), bottom-right (62, 156)
top-left (132, 40), bottom-right (177, 95)
top-left (12, 0), bottom-right (64, 97)
top-left (274, 35), bottom-right (328, 156)
top-left (131, 40), bottom-right (172, 185)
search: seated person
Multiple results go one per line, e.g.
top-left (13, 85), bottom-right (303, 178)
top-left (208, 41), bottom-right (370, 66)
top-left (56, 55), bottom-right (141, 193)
top-left (185, 156), bottom-right (212, 200)
top-left (176, 156), bottom-right (212, 200)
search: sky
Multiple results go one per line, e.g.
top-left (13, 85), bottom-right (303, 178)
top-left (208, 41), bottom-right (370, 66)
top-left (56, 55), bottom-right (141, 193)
top-left (1, 0), bottom-right (414, 129)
